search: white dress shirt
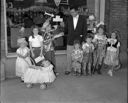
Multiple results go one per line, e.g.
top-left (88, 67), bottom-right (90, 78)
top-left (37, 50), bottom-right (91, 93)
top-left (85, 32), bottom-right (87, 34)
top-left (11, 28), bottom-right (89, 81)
top-left (73, 15), bottom-right (79, 29)
top-left (29, 35), bottom-right (43, 47)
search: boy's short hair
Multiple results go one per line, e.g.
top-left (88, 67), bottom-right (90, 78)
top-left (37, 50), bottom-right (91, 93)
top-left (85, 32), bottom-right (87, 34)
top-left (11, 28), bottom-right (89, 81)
top-left (70, 5), bottom-right (79, 11)
top-left (73, 39), bottom-right (80, 45)
top-left (86, 33), bottom-right (93, 39)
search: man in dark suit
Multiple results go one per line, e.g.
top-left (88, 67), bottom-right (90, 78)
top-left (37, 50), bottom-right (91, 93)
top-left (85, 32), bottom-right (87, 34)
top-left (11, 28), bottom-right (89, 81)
top-left (64, 6), bottom-right (87, 75)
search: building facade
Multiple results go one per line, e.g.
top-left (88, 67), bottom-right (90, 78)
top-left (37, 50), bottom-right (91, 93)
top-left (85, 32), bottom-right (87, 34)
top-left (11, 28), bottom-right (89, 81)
top-left (1, 0), bottom-right (127, 80)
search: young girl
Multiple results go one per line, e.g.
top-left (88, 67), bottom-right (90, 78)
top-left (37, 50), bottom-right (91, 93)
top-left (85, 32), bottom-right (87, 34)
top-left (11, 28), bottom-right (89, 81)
top-left (104, 31), bottom-right (121, 76)
top-left (41, 18), bottom-right (64, 76)
top-left (71, 40), bottom-right (83, 76)
top-left (16, 38), bottom-right (32, 81)
top-left (29, 26), bottom-right (43, 66)
top-left (82, 35), bottom-right (94, 76)
top-left (24, 60), bottom-right (56, 89)
top-left (92, 24), bottom-right (107, 74)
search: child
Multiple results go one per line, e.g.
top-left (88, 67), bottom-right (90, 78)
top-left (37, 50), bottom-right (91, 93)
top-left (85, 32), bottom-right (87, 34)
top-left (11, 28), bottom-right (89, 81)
top-left (16, 38), bottom-right (32, 81)
top-left (82, 35), bottom-right (94, 76)
top-left (41, 19), bottom-right (64, 76)
top-left (24, 60), bottom-right (56, 89)
top-left (104, 31), bottom-right (121, 76)
top-left (29, 26), bottom-right (43, 66)
top-left (92, 24), bottom-right (107, 74)
top-left (71, 40), bottom-right (83, 76)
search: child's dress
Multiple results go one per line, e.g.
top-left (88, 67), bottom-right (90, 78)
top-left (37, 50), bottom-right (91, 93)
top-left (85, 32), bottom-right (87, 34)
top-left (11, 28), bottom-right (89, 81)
top-left (24, 64), bottom-right (56, 84)
top-left (16, 47), bottom-right (32, 79)
top-left (104, 38), bottom-right (120, 66)
top-left (93, 34), bottom-right (107, 66)
top-left (82, 43), bottom-right (94, 65)
top-left (71, 49), bottom-right (83, 71)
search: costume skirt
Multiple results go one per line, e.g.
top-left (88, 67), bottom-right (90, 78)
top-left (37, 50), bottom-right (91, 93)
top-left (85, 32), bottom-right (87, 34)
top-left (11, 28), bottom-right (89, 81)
top-left (24, 68), bottom-right (56, 84)
top-left (16, 57), bottom-right (32, 79)
top-left (93, 46), bottom-right (106, 66)
top-left (104, 50), bottom-right (119, 66)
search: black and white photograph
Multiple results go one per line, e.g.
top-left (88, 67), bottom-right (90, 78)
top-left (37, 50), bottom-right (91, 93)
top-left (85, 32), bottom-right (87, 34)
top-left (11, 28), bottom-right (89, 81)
top-left (1, 0), bottom-right (127, 103)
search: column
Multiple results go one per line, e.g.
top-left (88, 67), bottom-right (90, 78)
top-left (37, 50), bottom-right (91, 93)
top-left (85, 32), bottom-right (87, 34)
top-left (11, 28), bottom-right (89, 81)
top-left (95, 0), bottom-right (100, 22)
top-left (1, 0), bottom-right (6, 81)
top-left (99, 0), bottom-right (105, 22)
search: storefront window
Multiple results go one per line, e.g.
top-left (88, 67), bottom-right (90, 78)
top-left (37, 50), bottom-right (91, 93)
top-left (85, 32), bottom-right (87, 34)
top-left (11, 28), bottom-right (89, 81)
top-left (5, 0), bottom-right (87, 56)
top-left (5, 0), bottom-right (68, 56)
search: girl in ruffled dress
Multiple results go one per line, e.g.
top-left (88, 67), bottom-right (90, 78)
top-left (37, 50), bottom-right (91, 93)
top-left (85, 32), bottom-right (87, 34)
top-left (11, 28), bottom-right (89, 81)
top-left (104, 31), bottom-right (121, 76)
top-left (82, 35), bottom-right (94, 76)
top-left (92, 25), bottom-right (107, 74)
top-left (16, 38), bottom-right (32, 81)
top-left (71, 40), bottom-right (83, 76)
top-left (24, 60), bottom-right (56, 89)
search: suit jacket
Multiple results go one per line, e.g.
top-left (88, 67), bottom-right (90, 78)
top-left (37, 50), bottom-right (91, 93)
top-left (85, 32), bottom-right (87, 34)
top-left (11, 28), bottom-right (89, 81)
top-left (64, 15), bottom-right (87, 45)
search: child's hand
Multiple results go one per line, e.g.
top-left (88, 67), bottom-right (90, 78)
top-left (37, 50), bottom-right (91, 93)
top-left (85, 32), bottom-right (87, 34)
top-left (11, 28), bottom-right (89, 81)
top-left (29, 65), bottom-right (35, 69)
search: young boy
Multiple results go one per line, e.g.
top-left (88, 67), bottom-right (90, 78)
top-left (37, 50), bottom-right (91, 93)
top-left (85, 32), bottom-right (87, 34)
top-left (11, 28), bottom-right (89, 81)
top-left (71, 40), bottom-right (83, 76)
top-left (82, 35), bottom-right (94, 76)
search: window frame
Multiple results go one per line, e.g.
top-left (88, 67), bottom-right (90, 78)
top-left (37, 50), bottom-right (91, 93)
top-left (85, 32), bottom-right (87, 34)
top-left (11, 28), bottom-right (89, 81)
top-left (4, 0), bottom-right (67, 58)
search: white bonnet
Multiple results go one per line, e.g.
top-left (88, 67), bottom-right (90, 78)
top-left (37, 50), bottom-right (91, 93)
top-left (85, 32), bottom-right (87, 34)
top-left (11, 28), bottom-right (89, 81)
top-left (96, 21), bottom-right (104, 27)
top-left (17, 38), bottom-right (27, 46)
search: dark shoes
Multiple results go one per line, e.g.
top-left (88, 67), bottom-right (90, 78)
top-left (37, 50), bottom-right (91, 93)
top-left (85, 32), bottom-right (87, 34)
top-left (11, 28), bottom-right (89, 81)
top-left (92, 65), bottom-right (102, 75)
top-left (65, 71), bottom-right (71, 75)
top-left (97, 65), bottom-right (102, 74)
top-left (75, 72), bottom-right (81, 76)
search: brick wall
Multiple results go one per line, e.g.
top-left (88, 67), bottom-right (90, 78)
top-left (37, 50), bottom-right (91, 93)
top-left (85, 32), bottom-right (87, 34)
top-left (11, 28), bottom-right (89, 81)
top-left (105, 0), bottom-right (127, 52)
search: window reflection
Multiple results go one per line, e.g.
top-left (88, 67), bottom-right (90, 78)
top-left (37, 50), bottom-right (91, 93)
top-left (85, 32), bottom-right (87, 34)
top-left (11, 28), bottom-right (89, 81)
top-left (5, 0), bottom-right (87, 54)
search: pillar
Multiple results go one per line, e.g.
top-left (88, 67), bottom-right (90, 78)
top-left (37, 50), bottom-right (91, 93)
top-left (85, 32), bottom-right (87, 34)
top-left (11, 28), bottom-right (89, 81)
top-left (95, 0), bottom-right (105, 22)
top-left (1, 0), bottom-right (6, 81)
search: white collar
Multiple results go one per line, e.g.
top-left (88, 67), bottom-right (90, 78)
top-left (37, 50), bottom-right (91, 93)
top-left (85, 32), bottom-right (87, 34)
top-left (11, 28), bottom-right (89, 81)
top-left (73, 15), bottom-right (79, 19)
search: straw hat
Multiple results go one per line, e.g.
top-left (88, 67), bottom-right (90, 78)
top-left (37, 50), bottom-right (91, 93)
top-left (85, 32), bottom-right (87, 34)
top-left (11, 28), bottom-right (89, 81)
top-left (96, 21), bottom-right (104, 27)
top-left (17, 38), bottom-right (28, 46)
